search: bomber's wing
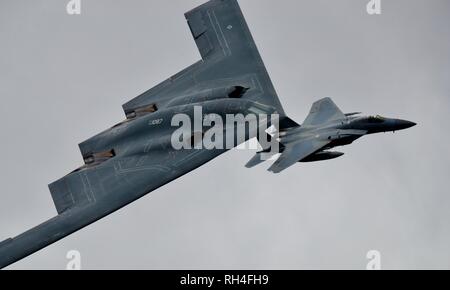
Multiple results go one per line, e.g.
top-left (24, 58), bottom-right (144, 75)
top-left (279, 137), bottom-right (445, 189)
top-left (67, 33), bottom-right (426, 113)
top-left (268, 138), bottom-right (330, 173)
top-left (49, 146), bottom-right (229, 215)
top-left (302, 97), bottom-right (346, 127)
top-left (122, 0), bottom-right (286, 119)
top-left (0, 137), bottom-right (230, 268)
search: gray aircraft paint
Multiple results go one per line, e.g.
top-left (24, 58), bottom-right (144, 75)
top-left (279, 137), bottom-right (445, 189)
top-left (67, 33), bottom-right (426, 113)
top-left (2, 1), bottom-right (448, 267)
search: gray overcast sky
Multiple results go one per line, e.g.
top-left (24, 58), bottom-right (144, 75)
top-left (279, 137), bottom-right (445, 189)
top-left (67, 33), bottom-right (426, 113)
top-left (0, 0), bottom-right (449, 269)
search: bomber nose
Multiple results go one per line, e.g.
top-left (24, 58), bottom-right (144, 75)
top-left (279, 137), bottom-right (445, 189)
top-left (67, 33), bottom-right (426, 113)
top-left (395, 119), bottom-right (417, 130)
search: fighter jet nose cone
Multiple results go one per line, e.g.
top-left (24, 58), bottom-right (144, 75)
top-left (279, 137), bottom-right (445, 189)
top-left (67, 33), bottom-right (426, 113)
top-left (403, 120), bottom-right (417, 129)
top-left (396, 119), bottom-right (417, 130)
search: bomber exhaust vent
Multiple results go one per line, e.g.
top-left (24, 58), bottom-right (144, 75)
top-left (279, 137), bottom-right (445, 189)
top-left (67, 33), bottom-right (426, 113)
top-left (83, 149), bottom-right (116, 165)
top-left (228, 86), bottom-right (249, 99)
top-left (126, 104), bottom-right (158, 119)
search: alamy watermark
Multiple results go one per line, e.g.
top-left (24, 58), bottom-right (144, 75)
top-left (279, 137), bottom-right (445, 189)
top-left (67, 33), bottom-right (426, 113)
top-left (170, 106), bottom-right (279, 159)
top-left (66, 0), bottom-right (81, 15)
top-left (367, 0), bottom-right (382, 15)
top-left (66, 250), bottom-right (81, 270)
top-left (64, 249), bottom-right (382, 270)
top-left (65, 1), bottom-right (381, 17)
top-left (65, 1), bottom-right (380, 17)
top-left (366, 250), bottom-right (381, 270)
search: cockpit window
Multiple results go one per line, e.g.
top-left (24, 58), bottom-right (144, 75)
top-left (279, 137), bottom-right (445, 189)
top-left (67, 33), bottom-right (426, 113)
top-left (368, 115), bottom-right (385, 123)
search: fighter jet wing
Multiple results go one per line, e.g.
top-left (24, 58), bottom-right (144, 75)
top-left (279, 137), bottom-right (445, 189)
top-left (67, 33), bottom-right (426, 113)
top-left (302, 97), bottom-right (346, 127)
top-left (268, 138), bottom-right (330, 173)
top-left (122, 0), bottom-right (286, 118)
